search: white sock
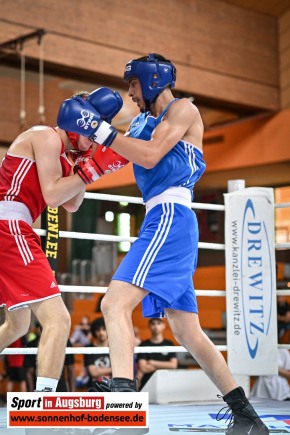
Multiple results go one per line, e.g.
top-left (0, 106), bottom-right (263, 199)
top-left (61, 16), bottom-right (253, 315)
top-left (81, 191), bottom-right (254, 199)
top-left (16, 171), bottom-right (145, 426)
top-left (36, 377), bottom-right (58, 392)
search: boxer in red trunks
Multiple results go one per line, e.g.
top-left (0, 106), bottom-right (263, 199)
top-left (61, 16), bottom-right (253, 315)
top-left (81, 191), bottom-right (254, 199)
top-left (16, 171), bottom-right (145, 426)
top-left (0, 87), bottom-right (127, 392)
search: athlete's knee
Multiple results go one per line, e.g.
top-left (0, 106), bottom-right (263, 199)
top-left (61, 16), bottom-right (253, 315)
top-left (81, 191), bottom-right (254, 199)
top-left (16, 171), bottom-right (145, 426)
top-left (62, 309), bottom-right (71, 334)
top-left (166, 316), bottom-right (188, 346)
top-left (4, 314), bottom-right (30, 340)
top-left (101, 293), bottom-right (132, 319)
top-left (42, 307), bottom-right (71, 337)
top-left (56, 309), bottom-right (71, 336)
top-left (170, 325), bottom-right (183, 345)
top-left (100, 293), bottom-right (114, 318)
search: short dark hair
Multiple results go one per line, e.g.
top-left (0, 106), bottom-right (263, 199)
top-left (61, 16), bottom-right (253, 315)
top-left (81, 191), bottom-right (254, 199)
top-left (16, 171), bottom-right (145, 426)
top-left (91, 317), bottom-right (106, 337)
top-left (148, 317), bottom-right (164, 325)
top-left (72, 90), bottom-right (90, 99)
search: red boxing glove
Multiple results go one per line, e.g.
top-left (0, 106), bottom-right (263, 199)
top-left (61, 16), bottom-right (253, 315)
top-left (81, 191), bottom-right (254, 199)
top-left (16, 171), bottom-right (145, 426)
top-left (70, 148), bottom-right (92, 166)
top-left (74, 145), bottom-right (129, 185)
top-left (93, 145), bottom-right (129, 175)
top-left (74, 158), bottom-right (103, 184)
top-left (73, 147), bottom-right (103, 184)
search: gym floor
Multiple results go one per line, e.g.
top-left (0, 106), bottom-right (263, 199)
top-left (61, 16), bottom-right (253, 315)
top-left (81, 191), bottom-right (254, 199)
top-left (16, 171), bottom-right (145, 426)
top-left (0, 398), bottom-right (289, 434)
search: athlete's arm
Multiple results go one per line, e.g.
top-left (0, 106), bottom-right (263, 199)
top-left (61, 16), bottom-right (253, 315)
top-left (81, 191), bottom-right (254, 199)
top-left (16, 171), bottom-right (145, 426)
top-left (61, 185), bottom-right (86, 212)
top-left (33, 129), bottom-right (86, 210)
top-left (278, 367), bottom-right (290, 380)
top-left (87, 364), bottom-right (112, 379)
top-left (138, 359), bottom-right (156, 374)
top-left (110, 98), bottom-right (203, 169)
top-left (148, 357), bottom-right (178, 370)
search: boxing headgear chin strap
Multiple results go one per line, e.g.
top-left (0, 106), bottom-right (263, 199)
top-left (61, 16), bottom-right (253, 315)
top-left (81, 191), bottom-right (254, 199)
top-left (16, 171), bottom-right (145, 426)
top-left (123, 53), bottom-right (176, 111)
top-left (66, 131), bottom-right (80, 150)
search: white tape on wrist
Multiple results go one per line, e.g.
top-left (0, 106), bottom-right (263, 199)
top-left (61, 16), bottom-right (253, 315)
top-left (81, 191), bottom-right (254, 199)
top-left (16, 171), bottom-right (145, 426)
top-left (87, 162), bottom-right (101, 182)
top-left (92, 121), bottom-right (113, 145)
top-left (91, 171), bottom-right (101, 182)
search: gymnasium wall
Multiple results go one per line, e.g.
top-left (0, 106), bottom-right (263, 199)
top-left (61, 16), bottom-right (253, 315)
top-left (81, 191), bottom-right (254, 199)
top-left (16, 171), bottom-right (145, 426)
top-left (0, 0), bottom-right (280, 146)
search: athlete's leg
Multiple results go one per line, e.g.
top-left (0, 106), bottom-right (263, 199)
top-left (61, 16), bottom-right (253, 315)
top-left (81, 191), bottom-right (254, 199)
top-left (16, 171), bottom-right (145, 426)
top-left (31, 295), bottom-right (71, 380)
top-left (165, 308), bottom-right (237, 395)
top-left (101, 280), bottom-right (148, 379)
top-left (165, 309), bottom-right (269, 433)
top-left (0, 307), bottom-right (31, 351)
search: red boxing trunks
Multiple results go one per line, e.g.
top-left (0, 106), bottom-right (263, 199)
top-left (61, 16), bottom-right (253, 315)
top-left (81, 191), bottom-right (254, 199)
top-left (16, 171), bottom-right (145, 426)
top-left (0, 219), bottom-right (60, 311)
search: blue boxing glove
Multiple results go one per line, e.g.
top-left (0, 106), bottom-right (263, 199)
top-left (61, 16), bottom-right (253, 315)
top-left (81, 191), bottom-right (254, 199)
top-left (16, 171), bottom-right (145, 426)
top-left (57, 97), bottom-right (117, 147)
top-left (87, 87), bottom-right (123, 123)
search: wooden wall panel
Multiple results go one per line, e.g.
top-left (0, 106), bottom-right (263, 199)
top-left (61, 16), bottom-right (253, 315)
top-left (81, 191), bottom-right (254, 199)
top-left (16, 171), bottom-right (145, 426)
top-left (281, 86), bottom-right (290, 109)
top-left (203, 110), bottom-right (290, 171)
top-left (221, 0), bottom-right (290, 17)
top-left (279, 9), bottom-right (290, 108)
top-left (0, 73), bottom-right (72, 143)
top-left (5, 33), bottom-right (276, 111)
top-left (0, 0), bottom-right (279, 111)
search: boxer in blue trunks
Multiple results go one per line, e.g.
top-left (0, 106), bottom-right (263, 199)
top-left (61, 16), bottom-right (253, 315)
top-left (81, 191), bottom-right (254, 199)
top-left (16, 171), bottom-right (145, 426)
top-left (57, 54), bottom-right (269, 434)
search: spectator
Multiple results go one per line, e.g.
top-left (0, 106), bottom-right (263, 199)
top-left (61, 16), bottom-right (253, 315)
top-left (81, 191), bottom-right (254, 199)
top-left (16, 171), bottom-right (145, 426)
top-left (84, 317), bottom-right (111, 389)
top-left (75, 364), bottom-right (90, 390)
top-left (5, 337), bottom-right (27, 392)
top-left (277, 296), bottom-right (290, 340)
top-left (137, 318), bottom-right (177, 390)
top-left (25, 323), bottom-right (75, 392)
top-left (251, 347), bottom-right (290, 401)
top-left (70, 315), bottom-right (91, 347)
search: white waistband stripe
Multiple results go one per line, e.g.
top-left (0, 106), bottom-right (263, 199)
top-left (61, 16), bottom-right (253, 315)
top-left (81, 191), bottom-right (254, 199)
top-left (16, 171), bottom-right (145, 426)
top-left (145, 186), bottom-right (191, 214)
top-left (0, 201), bottom-right (33, 225)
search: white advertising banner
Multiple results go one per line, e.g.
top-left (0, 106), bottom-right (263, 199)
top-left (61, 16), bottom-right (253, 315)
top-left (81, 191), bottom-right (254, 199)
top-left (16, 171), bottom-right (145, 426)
top-left (224, 187), bottom-right (278, 375)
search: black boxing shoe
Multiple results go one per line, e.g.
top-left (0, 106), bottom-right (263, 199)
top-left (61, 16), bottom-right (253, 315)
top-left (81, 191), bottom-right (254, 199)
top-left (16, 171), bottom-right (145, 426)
top-left (217, 386), bottom-right (269, 434)
top-left (88, 376), bottom-right (138, 392)
top-left (34, 387), bottom-right (54, 392)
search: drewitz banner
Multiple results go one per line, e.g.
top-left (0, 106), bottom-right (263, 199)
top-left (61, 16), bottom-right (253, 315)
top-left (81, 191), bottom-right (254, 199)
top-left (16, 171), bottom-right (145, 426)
top-left (224, 187), bottom-right (278, 375)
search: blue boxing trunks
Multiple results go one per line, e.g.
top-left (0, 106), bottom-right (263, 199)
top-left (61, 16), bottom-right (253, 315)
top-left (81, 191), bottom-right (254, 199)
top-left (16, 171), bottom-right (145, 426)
top-left (112, 187), bottom-right (199, 317)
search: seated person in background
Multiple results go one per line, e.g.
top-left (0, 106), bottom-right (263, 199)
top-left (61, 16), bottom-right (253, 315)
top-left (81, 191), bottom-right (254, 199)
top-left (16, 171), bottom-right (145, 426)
top-left (137, 318), bottom-right (177, 390)
top-left (70, 315), bottom-right (91, 347)
top-left (277, 296), bottom-right (290, 340)
top-left (84, 317), bottom-right (111, 390)
top-left (5, 337), bottom-right (27, 392)
top-left (25, 322), bottom-right (75, 392)
top-left (251, 346), bottom-right (290, 401)
top-left (75, 363), bottom-right (90, 390)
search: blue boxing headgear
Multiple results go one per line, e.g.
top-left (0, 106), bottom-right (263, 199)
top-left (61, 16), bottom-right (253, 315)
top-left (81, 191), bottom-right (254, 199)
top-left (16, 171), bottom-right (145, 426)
top-left (124, 53), bottom-right (176, 111)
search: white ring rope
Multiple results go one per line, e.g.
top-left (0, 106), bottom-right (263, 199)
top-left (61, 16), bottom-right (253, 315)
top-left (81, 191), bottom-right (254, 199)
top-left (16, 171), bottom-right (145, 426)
top-left (58, 285), bottom-right (290, 296)
top-left (276, 243), bottom-right (290, 249)
top-left (275, 202), bottom-right (290, 209)
top-left (1, 346), bottom-right (217, 355)
top-left (34, 229), bottom-right (225, 251)
top-left (33, 194), bottom-right (290, 251)
top-left (2, 343), bottom-right (289, 355)
top-left (60, 287), bottom-right (290, 297)
top-left (2, 193), bottom-right (289, 359)
top-left (59, 286), bottom-right (228, 296)
top-left (34, 231), bottom-right (225, 250)
top-left (35, 189), bottom-right (226, 250)
top-left (84, 192), bottom-right (225, 211)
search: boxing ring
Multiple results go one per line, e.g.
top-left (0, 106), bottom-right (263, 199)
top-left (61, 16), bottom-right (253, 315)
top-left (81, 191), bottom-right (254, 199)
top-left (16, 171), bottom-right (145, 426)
top-left (1, 190), bottom-right (290, 434)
